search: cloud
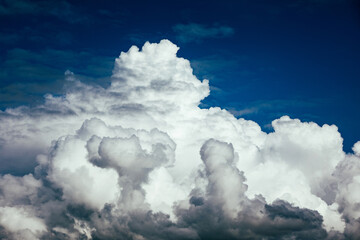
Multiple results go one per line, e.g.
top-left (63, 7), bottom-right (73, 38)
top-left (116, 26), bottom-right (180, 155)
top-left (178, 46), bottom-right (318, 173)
top-left (174, 139), bottom-right (328, 239)
top-left (0, 40), bottom-right (359, 239)
top-left (0, 48), bottom-right (114, 108)
top-left (227, 99), bottom-right (320, 117)
top-left (173, 23), bottom-right (234, 43)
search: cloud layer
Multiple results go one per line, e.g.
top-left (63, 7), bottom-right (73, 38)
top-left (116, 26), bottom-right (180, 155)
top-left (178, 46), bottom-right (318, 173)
top-left (0, 40), bottom-right (359, 239)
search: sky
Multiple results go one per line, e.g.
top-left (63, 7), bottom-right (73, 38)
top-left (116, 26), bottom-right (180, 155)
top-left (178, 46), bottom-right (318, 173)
top-left (1, 0), bottom-right (360, 239)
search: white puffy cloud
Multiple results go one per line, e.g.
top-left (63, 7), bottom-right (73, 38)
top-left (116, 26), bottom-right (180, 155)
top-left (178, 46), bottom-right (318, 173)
top-left (331, 150), bottom-right (360, 237)
top-left (0, 39), bottom-right (359, 239)
top-left (244, 115), bottom-right (345, 232)
top-left (0, 206), bottom-right (46, 238)
top-left (199, 139), bottom-right (247, 217)
top-left (47, 135), bottom-right (121, 210)
top-left (0, 174), bottom-right (41, 206)
top-left (353, 141), bottom-right (360, 156)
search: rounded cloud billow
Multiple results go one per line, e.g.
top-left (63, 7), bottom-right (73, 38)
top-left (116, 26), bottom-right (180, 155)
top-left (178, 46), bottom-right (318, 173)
top-left (0, 40), bottom-right (359, 239)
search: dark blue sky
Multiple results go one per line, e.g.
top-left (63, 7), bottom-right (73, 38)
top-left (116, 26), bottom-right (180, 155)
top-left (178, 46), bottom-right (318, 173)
top-left (1, 0), bottom-right (359, 151)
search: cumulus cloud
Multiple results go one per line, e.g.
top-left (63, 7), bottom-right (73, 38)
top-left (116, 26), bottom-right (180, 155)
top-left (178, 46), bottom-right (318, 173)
top-left (0, 39), bottom-right (359, 239)
top-left (173, 23), bottom-right (234, 43)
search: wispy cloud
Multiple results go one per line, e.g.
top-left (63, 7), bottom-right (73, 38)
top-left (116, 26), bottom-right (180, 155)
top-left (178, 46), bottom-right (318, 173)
top-left (228, 99), bottom-right (320, 117)
top-left (0, 33), bottom-right (20, 44)
top-left (173, 23), bottom-right (234, 43)
top-left (0, 48), bottom-right (114, 108)
top-left (0, 0), bottom-right (87, 23)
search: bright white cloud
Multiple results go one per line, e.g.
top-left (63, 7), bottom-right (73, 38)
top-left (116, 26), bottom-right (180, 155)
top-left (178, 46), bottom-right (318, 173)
top-left (0, 39), bottom-right (359, 239)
